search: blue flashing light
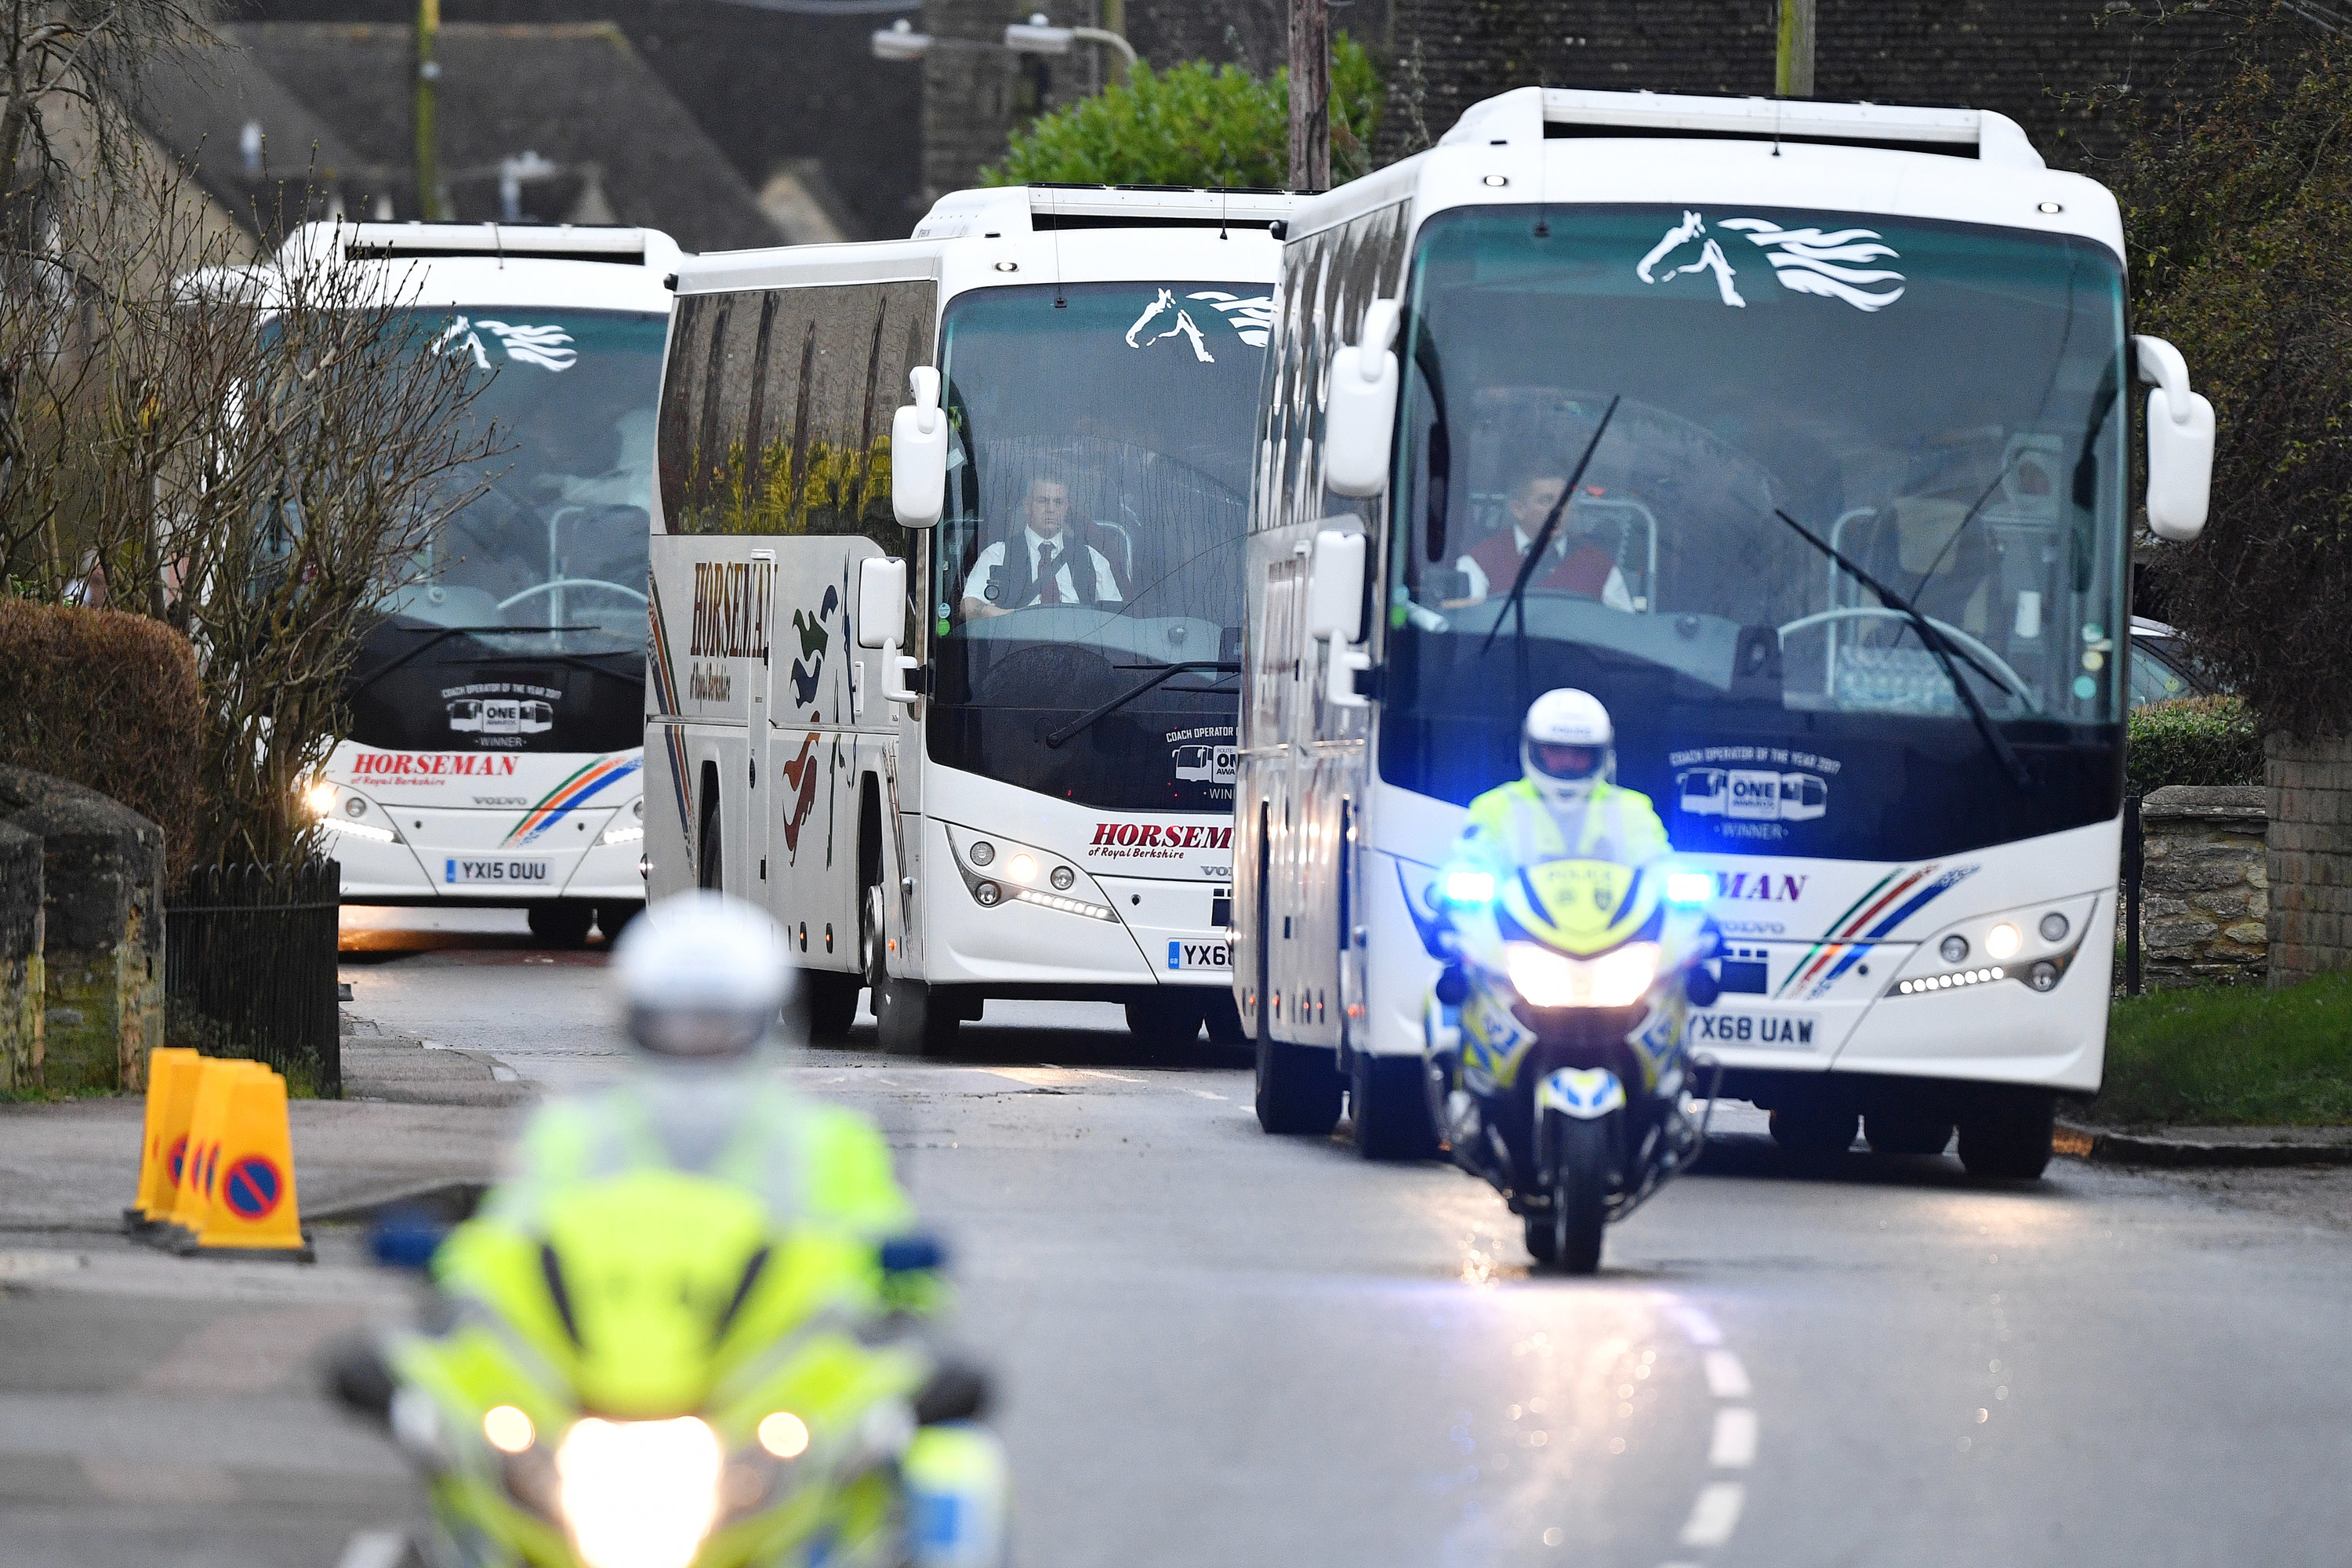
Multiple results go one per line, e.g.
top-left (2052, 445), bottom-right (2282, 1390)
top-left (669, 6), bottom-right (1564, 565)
top-left (1664, 870), bottom-right (1715, 908)
top-left (1442, 868), bottom-right (1496, 906)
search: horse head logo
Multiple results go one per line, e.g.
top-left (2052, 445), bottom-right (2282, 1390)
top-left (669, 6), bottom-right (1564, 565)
top-left (1636, 212), bottom-right (1907, 314)
top-left (1718, 219), bottom-right (1905, 312)
top-left (1636, 212), bottom-right (1746, 308)
top-left (1123, 289), bottom-right (1274, 362)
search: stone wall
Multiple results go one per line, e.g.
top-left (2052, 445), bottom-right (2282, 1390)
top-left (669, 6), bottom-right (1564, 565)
top-left (0, 768), bottom-right (165, 1093)
top-left (2138, 786), bottom-right (2267, 990)
top-left (0, 822), bottom-right (42, 1091)
top-left (2264, 733), bottom-right (2352, 990)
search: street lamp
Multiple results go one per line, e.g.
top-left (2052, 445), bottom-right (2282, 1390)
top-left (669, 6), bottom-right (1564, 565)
top-left (1004, 12), bottom-right (1137, 77)
top-left (871, 17), bottom-right (931, 60)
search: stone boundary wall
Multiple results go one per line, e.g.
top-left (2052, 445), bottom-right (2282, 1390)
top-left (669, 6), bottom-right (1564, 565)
top-left (0, 822), bottom-right (41, 1091)
top-left (2265, 734), bottom-right (2352, 989)
top-left (2138, 786), bottom-right (2267, 989)
top-left (0, 768), bottom-right (165, 1093)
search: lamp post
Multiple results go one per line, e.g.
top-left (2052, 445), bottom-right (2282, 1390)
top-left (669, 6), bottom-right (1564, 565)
top-left (870, 16), bottom-right (931, 60)
top-left (1003, 13), bottom-right (1136, 84)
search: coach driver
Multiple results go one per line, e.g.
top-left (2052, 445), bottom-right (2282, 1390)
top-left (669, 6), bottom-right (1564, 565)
top-left (960, 473), bottom-right (1124, 619)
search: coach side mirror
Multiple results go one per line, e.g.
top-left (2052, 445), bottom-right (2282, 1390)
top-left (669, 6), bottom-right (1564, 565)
top-left (856, 557), bottom-right (906, 651)
top-left (1307, 528), bottom-right (1371, 710)
top-left (1323, 299), bottom-right (1400, 498)
top-left (857, 556), bottom-right (920, 707)
top-left (2133, 335), bottom-right (2214, 543)
top-left (891, 366), bottom-right (947, 529)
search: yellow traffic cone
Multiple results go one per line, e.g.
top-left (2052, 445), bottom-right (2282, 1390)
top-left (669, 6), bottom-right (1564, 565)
top-left (123, 1047), bottom-right (204, 1236)
top-left (161, 1058), bottom-right (267, 1248)
top-left (180, 1065), bottom-right (311, 1261)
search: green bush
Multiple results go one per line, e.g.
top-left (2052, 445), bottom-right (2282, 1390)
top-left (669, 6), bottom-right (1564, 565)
top-left (0, 601), bottom-right (200, 886)
top-left (985, 34), bottom-right (1383, 189)
top-left (2126, 694), bottom-right (2264, 793)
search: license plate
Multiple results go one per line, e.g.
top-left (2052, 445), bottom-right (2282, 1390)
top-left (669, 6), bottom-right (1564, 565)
top-left (444, 857), bottom-right (552, 885)
top-left (1167, 939), bottom-right (1230, 971)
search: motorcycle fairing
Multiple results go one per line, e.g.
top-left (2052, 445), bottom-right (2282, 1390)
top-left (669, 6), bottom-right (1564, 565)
top-left (399, 1168), bottom-right (938, 1568)
top-left (1536, 1067), bottom-right (1628, 1120)
top-left (1497, 859), bottom-right (1664, 957)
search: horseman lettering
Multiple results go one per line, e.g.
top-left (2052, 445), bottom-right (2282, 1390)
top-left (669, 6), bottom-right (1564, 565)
top-left (1084, 822), bottom-right (1235, 861)
top-left (1715, 872), bottom-right (1808, 902)
top-left (688, 560), bottom-right (775, 661)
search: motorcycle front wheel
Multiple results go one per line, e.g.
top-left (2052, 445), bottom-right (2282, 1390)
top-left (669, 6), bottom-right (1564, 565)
top-left (1528, 1112), bottom-right (1610, 1275)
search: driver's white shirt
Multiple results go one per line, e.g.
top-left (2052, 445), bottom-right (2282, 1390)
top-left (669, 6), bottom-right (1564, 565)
top-left (1457, 524), bottom-right (1635, 611)
top-left (962, 526), bottom-right (1123, 609)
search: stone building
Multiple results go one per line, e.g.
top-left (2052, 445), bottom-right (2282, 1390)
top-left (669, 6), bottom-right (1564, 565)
top-left (136, 20), bottom-right (786, 250)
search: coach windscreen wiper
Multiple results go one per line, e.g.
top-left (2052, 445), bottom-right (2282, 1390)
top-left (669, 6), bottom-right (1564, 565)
top-left (1769, 507), bottom-right (2032, 791)
top-left (1044, 661), bottom-right (1240, 750)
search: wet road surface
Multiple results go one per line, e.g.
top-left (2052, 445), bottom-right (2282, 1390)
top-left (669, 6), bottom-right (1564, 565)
top-left (5, 908), bottom-right (2347, 1566)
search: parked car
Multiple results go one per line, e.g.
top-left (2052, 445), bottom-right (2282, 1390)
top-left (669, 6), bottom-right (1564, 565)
top-left (2129, 616), bottom-right (2225, 709)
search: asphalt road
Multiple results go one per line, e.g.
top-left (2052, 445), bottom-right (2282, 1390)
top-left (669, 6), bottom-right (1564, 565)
top-left (6, 906), bottom-right (2350, 1566)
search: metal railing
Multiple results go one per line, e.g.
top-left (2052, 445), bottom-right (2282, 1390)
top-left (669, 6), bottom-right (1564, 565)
top-left (165, 858), bottom-right (341, 1097)
top-left (2122, 794), bottom-right (2144, 997)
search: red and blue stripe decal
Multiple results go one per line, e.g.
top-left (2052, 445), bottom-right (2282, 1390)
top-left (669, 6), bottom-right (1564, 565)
top-left (1777, 861), bottom-right (1979, 1001)
top-left (503, 754), bottom-right (643, 846)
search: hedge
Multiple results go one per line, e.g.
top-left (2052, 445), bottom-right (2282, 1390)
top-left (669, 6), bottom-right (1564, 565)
top-left (0, 601), bottom-right (200, 886)
top-left (2125, 695), bottom-right (2265, 793)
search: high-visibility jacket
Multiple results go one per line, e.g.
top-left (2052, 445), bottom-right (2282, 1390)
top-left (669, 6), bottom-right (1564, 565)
top-left (1457, 777), bottom-right (1669, 875)
top-left (478, 1069), bottom-right (913, 1241)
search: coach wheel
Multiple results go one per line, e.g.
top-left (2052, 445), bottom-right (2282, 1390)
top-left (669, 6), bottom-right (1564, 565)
top-left (1957, 1090), bottom-right (2056, 1180)
top-left (1125, 994), bottom-right (1207, 1051)
top-left (528, 901), bottom-right (594, 949)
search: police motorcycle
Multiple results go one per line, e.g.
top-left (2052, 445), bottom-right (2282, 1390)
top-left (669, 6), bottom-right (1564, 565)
top-left (334, 1177), bottom-right (1008, 1568)
top-left (329, 894), bottom-right (1011, 1568)
top-left (1420, 855), bottom-right (1726, 1275)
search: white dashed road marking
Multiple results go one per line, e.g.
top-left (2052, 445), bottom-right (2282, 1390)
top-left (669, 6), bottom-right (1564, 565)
top-left (1671, 1305), bottom-right (1724, 1346)
top-left (336, 1532), bottom-right (409, 1568)
top-left (1702, 1350), bottom-right (1751, 1399)
top-left (1679, 1482), bottom-right (1746, 1548)
top-left (1708, 1406), bottom-right (1758, 1468)
top-left (1661, 1302), bottom-right (1755, 1562)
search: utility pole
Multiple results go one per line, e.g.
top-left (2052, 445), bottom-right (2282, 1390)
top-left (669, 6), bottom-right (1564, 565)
top-left (413, 0), bottom-right (443, 220)
top-left (1288, 0), bottom-right (1328, 191)
top-left (1776, 0), bottom-right (1815, 99)
top-left (1099, 0), bottom-right (1127, 86)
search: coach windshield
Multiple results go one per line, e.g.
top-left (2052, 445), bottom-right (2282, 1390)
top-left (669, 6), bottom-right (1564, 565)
top-left (927, 280), bottom-right (1272, 812)
top-left (1380, 205), bottom-right (2131, 860)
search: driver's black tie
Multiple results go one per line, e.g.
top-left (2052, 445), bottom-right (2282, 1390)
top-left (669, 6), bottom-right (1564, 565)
top-left (1037, 543), bottom-right (1064, 606)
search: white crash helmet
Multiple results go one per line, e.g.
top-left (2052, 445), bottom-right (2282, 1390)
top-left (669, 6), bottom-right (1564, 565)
top-left (1522, 688), bottom-right (1615, 812)
top-left (612, 891), bottom-right (797, 1059)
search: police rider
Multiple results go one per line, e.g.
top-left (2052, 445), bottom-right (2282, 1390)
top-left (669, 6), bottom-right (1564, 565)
top-left (1455, 688), bottom-right (1667, 877)
top-left (472, 891), bottom-right (916, 1255)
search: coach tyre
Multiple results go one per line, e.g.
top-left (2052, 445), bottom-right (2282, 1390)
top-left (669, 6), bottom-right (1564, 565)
top-left (1351, 1052), bottom-right (1439, 1160)
top-left (804, 971), bottom-right (860, 1040)
top-left (1125, 994), bottom-right (1207, 1050)
top-left (1769, 1102), bottom-right (1860, 1164)
top-left (1866, 1105), bottom-right (1955, 1156)
top-left (528, 901), bottom-right (594, 949)
top-left (1956, 1088), bottom-right (2056, 1179)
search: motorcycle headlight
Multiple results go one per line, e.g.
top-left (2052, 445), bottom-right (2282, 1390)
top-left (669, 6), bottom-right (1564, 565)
top-left (1504, 944), bottom-right (1581, 1007)
top-left (1589, 942), bottom-right (1662, 1007)
top-left (1504, 942), bottom-right (1661, 1009)
top-left (555, 1417), bottom-right (723, 1568)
